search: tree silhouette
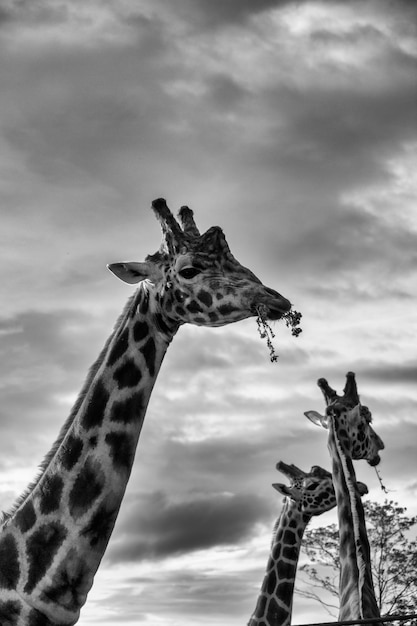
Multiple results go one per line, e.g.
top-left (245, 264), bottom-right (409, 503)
top-left (297, 500), bottom-right (417, 623)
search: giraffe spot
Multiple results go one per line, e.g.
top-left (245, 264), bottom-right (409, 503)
top-left (267, 596), bottom-right (288, 622)
top-left (14, 501), bottom-right (37, 534)
top-left (39, 475), bottom-right (64, 515)
top-left (41, 548), bottom-right (91, 611)
top-left (89, 436), bottom-right (98, 448)
top-left (215, 292), bottom-right (224, 300)
top-left (107, 328), bottom-right (129, 367)
top-left (338, 427), bottom-right (349, 440)
top-left (0, 600), bottom-right (21, 625)
top-left (82, 381), bottom-right (109, 430)
top-left (194, 316), bottom-right (206, 324)
top-left (266, 568), bottom-right (277, 595)
top-left (140, 337), bottom-right (156, 377)
top-left (0, 535), bottom-right (20, 590)
top-left (24, 522), bottom-right (67, 594)
top-left (272, 543), bottom-right (282, 562)
top-left (113, 359), bottom-right (142, 388)
top-left (254, 593), bottom-right (267, 617)
top-left (187, 300), bottom-right (203, 314)
top-left (218, 303), bottom-right (238, 316)
top-left (197, 290), bottom-right (212, 307)
top-left (82, 504), bottom-right (119, 547)
top-left (276, 559), bottom-right (292, 581)
top-left (69, 458), bottom-right (104, 519)
top-left (175, 305), bottom-right (186, 317)
top-left (154, 313), bottom-right (173, 336)
top-left (283, 529), bottom-right (297, 546)
top-left (133, 321), bottom-right (149, 343)
top-left (105, 432), bottom-right (135, 473)
top-left (61, 434), bottom-right (84, 471)
top-left (357, 428), bottom-right (366, 442)
top-left (27, 608), bottom-right (55, 626)
top-left (174, 289), bottom-right (185, 302)
top-left (208, 311), bottom-right (218, 323)
top-left (282, 544), bottom-right (298, 561)
top-left (110, 391), bottom-right (144, 424)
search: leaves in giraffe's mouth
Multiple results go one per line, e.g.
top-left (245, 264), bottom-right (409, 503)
top-left (255, 304), bottom-right (303, 362)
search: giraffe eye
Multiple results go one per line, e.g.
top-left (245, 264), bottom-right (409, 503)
top-left (179, 267), bottom-right (201, 279)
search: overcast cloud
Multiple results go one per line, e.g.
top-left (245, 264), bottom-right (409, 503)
top-left (0, 0), bottom-right (416, 624)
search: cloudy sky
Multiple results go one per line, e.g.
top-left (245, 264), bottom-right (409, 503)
top-left (1, 0), bottom-right (416, 624)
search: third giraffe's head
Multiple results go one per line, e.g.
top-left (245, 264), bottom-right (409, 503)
top-left (108, 198), bottom-right (291, 328)
top-left (304, 372), bottom-right (385, 467)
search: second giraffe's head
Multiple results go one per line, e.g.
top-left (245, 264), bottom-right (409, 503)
top-left (107, 198), bottom-right (291, 328)
top-left (272, 461), bottom-right (368, 516)
top-left (304, 372), bottom-right (385, 467)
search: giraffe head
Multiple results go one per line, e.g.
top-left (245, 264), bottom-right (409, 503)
top-left (108, 198), bottom-right (291, 327)
top-left (272, 461), bottom-right (368, 517)
top-left (304, 372), bottom-right (385, 466)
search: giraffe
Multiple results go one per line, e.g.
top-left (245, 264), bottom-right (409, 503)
top-left (305, 372), bottom-right (385, 626)
top-left (248, 461), bottom-right (368, 626)
top-left (0, 198), bottom-right (292, 626)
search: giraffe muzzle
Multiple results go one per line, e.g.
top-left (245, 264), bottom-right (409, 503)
top-left (259, 288), bottom-right (292, 320)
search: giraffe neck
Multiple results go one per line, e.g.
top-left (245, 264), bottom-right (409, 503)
top-left (248, 500), bottom-right (309, 626)
top-left (0, 284), bottom-right (178, 626)
top-left (328, 418), bottom-right (380, 623)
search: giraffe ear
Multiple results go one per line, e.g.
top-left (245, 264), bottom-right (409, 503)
top-left (304, 410), bottom-right (328, 428)
top-left (273, 483), bottom-right (294, 498)
top-left (357, 481), bottom-right (369, 497)
top-left (107, 262), bottom-right (163, 285)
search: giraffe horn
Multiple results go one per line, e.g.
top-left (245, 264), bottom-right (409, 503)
top-left (276, 461), bottom-right (306, 480)
top-left (178, 206), bottom-right (200, 237)
top-left (343, 371), bottom-right (360, 406)
top-left (317, 377), bottom-right (339, 406)
top-left (151, 198), bottom-right (184, 253)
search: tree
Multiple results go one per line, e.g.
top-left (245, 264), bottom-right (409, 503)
top-left (296, 500), bottom-right (417, 622)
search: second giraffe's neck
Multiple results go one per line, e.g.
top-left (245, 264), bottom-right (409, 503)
top-left (3, 284), bottom-right (178, 625)
top-left (328, 419), bottom-right (380, 623)
top-left (249, 501), bottom-right (309, 626)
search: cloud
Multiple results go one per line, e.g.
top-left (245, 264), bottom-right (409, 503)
top-left (107, 490), bottom-right (271, 562)
top-left (282, 202), bottom-right (417, 282)
top-left (0, 308), bottom-right (108, 463)
top-left (1, 1), bottom-right (416, 623)
top-left (166, 0), bottom-right (285, 29)
top-left (358, 361), bottom-right (417, 385)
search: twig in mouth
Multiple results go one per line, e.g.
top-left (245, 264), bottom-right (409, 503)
top-left (256, 304), bottom-right (279, 362)
top-left (255, 305), bottom-right (303, 362)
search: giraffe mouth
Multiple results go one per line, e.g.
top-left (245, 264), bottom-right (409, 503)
top-left (267, 306), bottom-right (288, 321)
top-left (254, 294), bottom-right (292, 321)
top-left (265, 291), bottom-right (292, 320)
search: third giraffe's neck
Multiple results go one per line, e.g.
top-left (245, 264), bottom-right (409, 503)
top-left (3, 284), bottom-right (179, 625)
top-left (249, 501), bottom-right (308, 626)
top-left (328, 419), bottom-right (380, 623)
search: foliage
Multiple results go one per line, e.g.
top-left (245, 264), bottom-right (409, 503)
top-left (296, 500), bottom-right (417, 622)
